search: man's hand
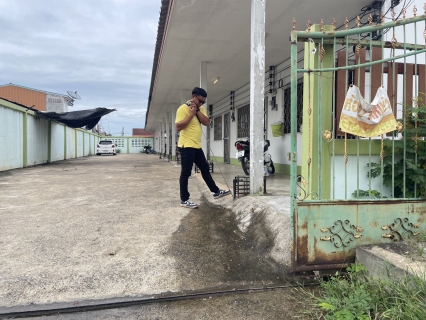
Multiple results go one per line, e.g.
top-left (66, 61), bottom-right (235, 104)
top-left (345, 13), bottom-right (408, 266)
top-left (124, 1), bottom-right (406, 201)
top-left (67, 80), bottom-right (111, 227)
top-left (188, 100), bottom-right (198, 116)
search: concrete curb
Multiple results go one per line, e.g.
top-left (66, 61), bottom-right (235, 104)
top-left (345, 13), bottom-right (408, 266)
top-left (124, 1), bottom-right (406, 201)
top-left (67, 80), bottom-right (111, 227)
top-left (356, 243), bottom-right (426, 281)
top-left (194, 174), bottom-right (291, 267)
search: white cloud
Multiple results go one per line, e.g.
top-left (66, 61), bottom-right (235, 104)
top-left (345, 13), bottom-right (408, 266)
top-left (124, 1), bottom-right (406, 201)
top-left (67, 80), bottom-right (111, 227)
top-left (0, 0), bottom-right (160, 135)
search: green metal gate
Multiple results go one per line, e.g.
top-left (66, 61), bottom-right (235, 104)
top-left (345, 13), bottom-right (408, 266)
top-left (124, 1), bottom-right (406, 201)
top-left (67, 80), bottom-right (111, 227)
top-left (290, 10), bottom-right (426, 272)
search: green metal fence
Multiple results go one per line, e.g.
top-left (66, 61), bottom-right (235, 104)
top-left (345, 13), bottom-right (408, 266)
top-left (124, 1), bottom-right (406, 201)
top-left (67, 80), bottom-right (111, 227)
top-left (290, 11), bottom-right (426, 272)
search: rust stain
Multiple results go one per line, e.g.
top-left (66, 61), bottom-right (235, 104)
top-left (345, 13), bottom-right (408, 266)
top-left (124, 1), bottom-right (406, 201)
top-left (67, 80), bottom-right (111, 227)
top-left (308, 245), bottom-right (356, 266)
top-left (297, 234), bottom-right (309, 265)
top-left (297, 215), bottom-right (310, 265)
top-left (293, 200), bottom-right (426, 272)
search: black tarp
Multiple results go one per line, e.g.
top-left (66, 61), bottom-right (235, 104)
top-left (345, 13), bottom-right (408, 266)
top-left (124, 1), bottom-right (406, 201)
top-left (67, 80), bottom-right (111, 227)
top-left (35, 108), bottom-right (116, 129)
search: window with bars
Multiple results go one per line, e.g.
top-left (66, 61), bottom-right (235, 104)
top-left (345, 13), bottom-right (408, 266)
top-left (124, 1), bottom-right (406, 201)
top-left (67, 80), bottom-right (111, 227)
top-left (131, 138), bottom-right (151, 147)
top-left (111, 138), bottom-right (125, 148)
top-left (214, 115), bottom-right (222, 141)
top-left (282, 81), bottom-right (303, 134)
top-left (237, 105), bottom-right (250, 138)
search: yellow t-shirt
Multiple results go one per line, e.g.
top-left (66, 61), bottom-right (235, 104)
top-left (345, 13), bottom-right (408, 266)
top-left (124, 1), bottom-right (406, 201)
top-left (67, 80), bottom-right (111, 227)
top-left (175, 103), bottom-right (207, 149)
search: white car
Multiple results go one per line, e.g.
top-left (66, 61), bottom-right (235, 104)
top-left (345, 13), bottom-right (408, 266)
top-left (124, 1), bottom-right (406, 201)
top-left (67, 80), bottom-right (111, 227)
top-left (96, 140), bottom-right (116, 156)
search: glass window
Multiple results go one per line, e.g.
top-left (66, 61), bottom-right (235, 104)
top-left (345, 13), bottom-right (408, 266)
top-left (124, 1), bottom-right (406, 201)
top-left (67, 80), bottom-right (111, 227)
top-left (214, 116), bottom-right (222, 141)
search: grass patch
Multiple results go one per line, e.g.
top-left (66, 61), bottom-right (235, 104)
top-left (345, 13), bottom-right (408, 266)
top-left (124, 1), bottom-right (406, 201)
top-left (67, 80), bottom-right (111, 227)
top-left (294, 262), bottom-right (426, 319)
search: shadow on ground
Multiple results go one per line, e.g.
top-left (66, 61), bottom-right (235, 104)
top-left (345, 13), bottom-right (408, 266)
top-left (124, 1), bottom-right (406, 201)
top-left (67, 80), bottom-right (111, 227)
top-left (167, 202), bottom-right (291, 290)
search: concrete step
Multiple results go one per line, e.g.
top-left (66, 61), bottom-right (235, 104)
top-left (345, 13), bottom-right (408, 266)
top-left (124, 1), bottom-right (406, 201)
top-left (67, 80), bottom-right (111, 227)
top-left (356, 242), bottom-right (426, 281)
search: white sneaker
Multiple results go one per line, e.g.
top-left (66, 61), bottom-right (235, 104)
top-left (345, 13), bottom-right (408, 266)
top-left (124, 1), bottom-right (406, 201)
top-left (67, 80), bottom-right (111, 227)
top-left (180, 199), bottom-right (198, 209)
top-left (213, 189), bottom-right (231, 199)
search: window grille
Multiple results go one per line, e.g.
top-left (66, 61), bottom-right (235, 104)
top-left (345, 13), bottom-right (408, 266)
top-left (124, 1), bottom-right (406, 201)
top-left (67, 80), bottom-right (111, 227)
top-left (214, 115), bottom-right (222, 141)
top-left (237, 105), bottom-right (250, 138)
top-left (111, 138), bottom-right (125, 148)
top-left (282, 81), bottom-right (303, 134)
top-left (130, 138), bottom-right (152, 147)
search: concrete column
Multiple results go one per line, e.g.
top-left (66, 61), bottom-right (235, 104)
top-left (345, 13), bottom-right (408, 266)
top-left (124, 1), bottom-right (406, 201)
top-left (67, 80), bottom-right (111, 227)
top-left (200, 61), bottom-right (208, 156)
top-left (163, 117), bottom-right (167, 156)
top-left (171, 107), bottom-right (177, 159)
top-left (160, 122), bottom-right (164, 155)
top-left (166, 112), bottom-right (170, 156)
top-left (156, 127), bottom-right (160, 152)
top-left (250, 0), bottom-right (266, 195)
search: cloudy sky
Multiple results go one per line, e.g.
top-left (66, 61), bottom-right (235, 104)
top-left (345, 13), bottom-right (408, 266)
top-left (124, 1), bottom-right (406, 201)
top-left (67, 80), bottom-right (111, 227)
top-left (0, 0), bottom-right (160, 136)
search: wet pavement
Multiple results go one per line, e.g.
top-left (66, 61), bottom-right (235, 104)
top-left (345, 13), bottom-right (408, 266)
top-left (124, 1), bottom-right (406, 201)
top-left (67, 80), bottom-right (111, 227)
top-left (0, 154), bottom-right (302, 319)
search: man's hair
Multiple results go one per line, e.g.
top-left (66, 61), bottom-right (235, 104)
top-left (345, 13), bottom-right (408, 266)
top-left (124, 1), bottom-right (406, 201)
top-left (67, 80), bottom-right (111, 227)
top-left (192, 87), bottom-right (207, 98)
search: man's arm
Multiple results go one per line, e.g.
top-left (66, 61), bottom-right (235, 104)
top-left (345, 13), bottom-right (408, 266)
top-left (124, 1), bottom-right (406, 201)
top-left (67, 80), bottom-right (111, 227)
top-left (195, 109), bottom-right (210, 126)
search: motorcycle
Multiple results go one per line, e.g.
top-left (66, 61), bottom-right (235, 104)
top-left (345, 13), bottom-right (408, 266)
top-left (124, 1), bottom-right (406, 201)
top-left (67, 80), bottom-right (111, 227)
top-left (234, 137), bottom-right (275, 176)
top-left (144, 144), bottom-right (155, 154)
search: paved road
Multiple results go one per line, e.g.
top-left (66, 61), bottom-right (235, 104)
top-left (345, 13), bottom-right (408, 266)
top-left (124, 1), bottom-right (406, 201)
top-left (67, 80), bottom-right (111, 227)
top-left (0, 154), bottom-right (302, 319)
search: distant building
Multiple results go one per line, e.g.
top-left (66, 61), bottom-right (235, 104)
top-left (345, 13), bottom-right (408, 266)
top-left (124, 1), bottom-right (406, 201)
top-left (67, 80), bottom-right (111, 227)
top-left (0, 83), bottom-right (73, 112)
top-left (132, 128), bottom-right (154, 137)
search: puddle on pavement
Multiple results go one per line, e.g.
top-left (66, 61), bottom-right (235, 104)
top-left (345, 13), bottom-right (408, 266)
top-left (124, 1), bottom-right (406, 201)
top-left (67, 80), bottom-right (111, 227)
top-left (166, 201), bottom-right (292, 290)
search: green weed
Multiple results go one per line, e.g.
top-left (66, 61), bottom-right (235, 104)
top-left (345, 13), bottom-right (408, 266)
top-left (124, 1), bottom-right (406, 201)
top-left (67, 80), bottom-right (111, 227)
top-left (294, 263), bottom-right (426, 319)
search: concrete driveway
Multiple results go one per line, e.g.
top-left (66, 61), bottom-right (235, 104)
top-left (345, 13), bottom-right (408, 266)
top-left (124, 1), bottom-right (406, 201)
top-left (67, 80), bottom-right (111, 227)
top-left (0, 154), bottom-right (293, 314)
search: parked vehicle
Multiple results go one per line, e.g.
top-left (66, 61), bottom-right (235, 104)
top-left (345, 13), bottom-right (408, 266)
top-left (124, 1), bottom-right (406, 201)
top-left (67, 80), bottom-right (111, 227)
top-left (96, 140), bottom-right (116, 156)
top-left (144, 144), bottom-right (152, 154)
top-left (143, 144), bottom-right (156, 154)
top-left (234, 137), bottom-right (275, 175)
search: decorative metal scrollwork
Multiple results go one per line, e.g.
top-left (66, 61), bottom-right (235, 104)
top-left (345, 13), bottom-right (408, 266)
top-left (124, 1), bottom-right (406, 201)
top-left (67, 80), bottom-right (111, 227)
top-left (381, 218), bottom-right (420, 241)
top-left (391, 34), bottom-right (398, 51)
top-left (319, 44), bottom-right (325, 62)
top-left (320, 220), bottom-right (364, 248)
top-left (356, 42), bottom-right (362, 56)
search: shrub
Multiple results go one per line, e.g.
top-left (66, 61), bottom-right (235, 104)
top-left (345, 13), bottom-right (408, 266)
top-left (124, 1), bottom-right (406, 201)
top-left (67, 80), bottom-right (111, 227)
top-left (368, 102), bottom-right (426, 198)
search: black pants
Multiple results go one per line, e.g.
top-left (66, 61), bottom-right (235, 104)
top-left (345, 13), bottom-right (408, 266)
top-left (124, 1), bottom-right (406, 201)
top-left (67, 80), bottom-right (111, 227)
top-left (179, 147), bottom-right (219, 202)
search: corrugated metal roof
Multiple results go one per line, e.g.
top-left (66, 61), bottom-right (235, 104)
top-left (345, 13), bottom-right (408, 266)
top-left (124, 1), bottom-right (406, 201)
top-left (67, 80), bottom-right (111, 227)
top-left (0, 83), bottom-right (68, 97)
top-left (132, 128), bottom-right (154, 136)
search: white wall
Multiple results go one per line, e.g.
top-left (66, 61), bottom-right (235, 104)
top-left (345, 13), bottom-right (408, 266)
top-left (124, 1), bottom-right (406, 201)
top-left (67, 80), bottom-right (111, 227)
top-left (27, 115), bottom-right (49, 166)
top-left (0, 106), bottom-right (23, 171)
top-left (209, 77), bottom-right (303, 167)
top-left (51, 122), bottom-right (65, 162)
top-left (0, 100), bottom-right (99, 172)
top-left (332, 155), bottom-right (392, 199)
top-left (65, 127), bottom-right (76, 159)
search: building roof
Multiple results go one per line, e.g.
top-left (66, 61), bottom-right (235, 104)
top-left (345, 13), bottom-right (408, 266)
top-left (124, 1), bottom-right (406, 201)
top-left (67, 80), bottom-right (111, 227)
top-left (144, 0), bottom-right (374, 131)
top-left (0, 83), bottom-right (68, 97)
top-left (132, 128), bottom-right (154, 137)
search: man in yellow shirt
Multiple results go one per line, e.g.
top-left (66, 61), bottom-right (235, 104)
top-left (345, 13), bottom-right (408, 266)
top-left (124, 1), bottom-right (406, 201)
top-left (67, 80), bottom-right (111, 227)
top-left (175, 87), bottom-right (230, 208)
